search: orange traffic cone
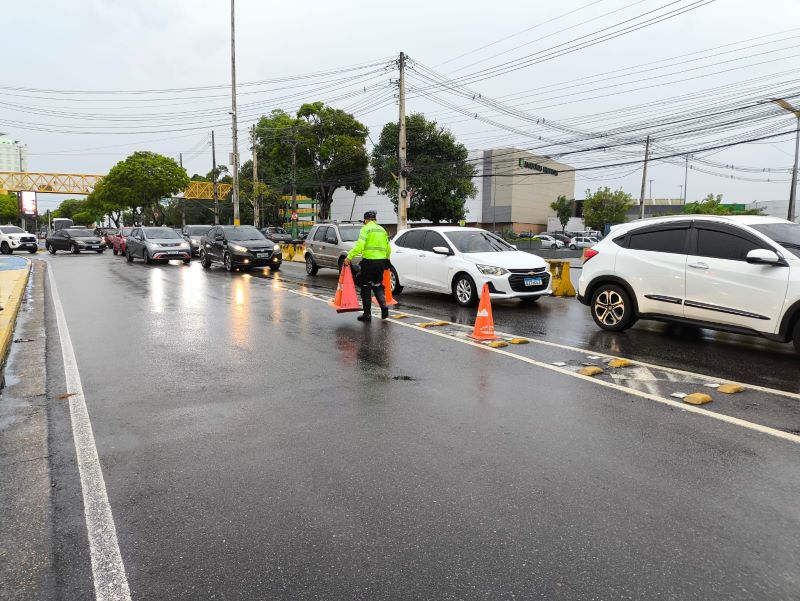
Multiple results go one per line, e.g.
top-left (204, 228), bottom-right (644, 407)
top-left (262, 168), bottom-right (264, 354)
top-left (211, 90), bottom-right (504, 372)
top-left (329, 265), bottom-right (362, 313)
top-left (373, 269), bottom-right (398, 306)
top-left (469, 283), bottom-right (498, 341)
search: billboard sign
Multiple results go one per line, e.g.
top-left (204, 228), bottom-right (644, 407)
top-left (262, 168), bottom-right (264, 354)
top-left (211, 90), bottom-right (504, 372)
top-left (20, 191), bottom-right (37, 216)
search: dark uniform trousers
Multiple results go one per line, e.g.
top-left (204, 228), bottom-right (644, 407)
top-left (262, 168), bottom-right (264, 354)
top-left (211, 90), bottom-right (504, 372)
top-left (359, 258), bottom-right (388, 311)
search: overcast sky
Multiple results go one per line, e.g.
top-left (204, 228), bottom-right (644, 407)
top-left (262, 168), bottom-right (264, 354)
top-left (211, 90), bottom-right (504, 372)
top-left (4, 0), bottom-right (800, 213)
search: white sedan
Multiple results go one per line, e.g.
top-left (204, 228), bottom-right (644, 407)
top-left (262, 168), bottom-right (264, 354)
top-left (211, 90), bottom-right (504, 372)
top-left (389, 227), bottom-right (552, 307)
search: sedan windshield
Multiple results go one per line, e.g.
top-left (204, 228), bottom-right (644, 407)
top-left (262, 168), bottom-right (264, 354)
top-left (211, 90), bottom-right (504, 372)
top-left (0, 226), bottom-right (25, 234)
top-left (751, 223), bottom-right (800, 258)
top-left (338, 226), bottom-right (361, 242)
top-left (66, 229), bottom-right (95, 238)
top-left (186, 226), bottom-right (211, 236)
top-left (445, 231), bottom-right (515, 253)
top-left (269, 228), bottom-right (288, 234)
top-left (224, 227), bottom-right (266, 241)
top-left (143, 227), bottom-right (181, 239)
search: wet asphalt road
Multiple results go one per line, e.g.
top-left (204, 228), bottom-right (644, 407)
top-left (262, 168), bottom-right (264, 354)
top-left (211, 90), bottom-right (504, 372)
top-left (39, 253), bottom-right (800, 600)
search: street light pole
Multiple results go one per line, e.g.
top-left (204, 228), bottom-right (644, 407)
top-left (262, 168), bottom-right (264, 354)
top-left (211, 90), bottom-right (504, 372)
top-left (639, 135), bottom-right (650, 219)
top-left (771, 98), bottom-right (800, 222)
top-left (230, 0), bottom-right (240, 226)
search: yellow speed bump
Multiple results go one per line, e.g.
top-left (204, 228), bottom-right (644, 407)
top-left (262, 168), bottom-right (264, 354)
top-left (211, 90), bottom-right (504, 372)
top-left (717, 384), bottom-right (745, 394)
top-left (578, 366), bottom-right (604, 377)
top-left (608, 358), bottom-right (633, 368)
top-left (416, 321), bottom-right (448, 328)
top-left (509, 338), bottom-right (529, 344)
top-left (683, 393), bottom-right (713, 405)
top-left (391, 313), bottom-right (410, 319)
top-left (485, 340), bottom-right (509, 348)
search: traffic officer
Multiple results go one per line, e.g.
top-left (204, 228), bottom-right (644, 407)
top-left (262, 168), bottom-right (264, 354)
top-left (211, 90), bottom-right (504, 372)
top-left (343, 210), bottom-right (391, 322)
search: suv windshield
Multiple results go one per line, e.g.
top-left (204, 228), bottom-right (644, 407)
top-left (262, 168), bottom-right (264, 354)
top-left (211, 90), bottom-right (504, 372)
top-left (269, 228), bottom-right (287, 234)
top-left (143, 227), bottom-right (181, 239)
top-left (751, 222), bottom-right (800, 258)
top-left (0, 226), bottom-right (25, 234)
top-left (186, 226), bottom-right (211, 236)
top-left (445, 231), bottom-right (514, 253)
top-left (223, 227), bottom-right (265, 241)
top-left (66, 229), bottom-right (95, 238)
top-left (338, 226), bottom-right (361, 242)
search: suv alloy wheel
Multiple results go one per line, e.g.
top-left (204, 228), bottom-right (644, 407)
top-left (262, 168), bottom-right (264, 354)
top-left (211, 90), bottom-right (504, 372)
top-left (590, 284), bottom-right (636, 331)
top-left (305, 254), bottom-right (318, 275)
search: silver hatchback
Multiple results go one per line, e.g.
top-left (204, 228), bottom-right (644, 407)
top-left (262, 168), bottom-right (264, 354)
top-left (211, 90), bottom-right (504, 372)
top-left (303, 222), bottom-right (363, 275)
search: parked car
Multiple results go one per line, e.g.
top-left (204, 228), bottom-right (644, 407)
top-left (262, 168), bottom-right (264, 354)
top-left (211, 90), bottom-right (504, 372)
top-left (182, 225), bottom-right (212, 257)
top-left (390, 226), bottom-right (552, 307)
top-left (46, 228), bottom-right (105, 254)
top-left (518, 231), bottom-right (536, 239)
top-left (533, 235), bottom-right (564, 249)
top-left (261, 227), bottom-right (293, 244)
top-left (199, 225), bottom-right (282, 272)
top-left (569, 236), bottom-right (598, 250)
top-left (125, 227), bottom-right (191, 264)
top-left (303, 221), bottom-right (363, 275)
top-left (0, 225), bottom-right (38, 254)
top-left (578, 215), bottom-right (800, 353)
top-left (546, 233), bottom-right (573, 245)
top-left (110, 227), bottom-right (134, 256)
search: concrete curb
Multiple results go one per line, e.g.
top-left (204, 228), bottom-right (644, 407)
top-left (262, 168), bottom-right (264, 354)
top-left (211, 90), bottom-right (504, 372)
top-left (0, 258), bottom-right (32, 372)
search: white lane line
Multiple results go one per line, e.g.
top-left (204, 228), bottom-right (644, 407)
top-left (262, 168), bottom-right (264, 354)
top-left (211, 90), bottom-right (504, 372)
top-left (285, 287), bottom-right (800, 445)
top-left (48, 266), bottom-right (132, 601)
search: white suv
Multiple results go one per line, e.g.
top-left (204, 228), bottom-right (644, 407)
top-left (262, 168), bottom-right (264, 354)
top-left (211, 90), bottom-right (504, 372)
top-left (0, 225), bottom-right (38, 254)
top-left (578, 215), bottom-right (800, 353)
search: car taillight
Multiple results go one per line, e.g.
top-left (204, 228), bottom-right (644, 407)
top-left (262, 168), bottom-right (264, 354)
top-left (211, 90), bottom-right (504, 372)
top-left (583, 248), bottom-right (599, 263)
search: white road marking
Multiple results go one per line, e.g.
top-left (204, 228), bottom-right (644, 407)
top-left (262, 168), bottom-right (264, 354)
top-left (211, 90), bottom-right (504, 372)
top-left (284, 286), bottom-right (800, 445)
top-left (48, 266), bottom-right (132, 601)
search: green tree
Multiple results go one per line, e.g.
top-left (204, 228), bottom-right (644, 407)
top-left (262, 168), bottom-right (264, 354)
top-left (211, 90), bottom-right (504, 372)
top-left (52, 198), bottom-right (88, 219)
top-left (550, 195), bottom-right (574, 233)
top-left (683, 193), bottom-right (762, 215)
top-left (296, 102), bottom-right (370, 220)
top-left (0, 193), bottom-right (19, 223)
top-left (86, 180), bottom-right (132, 227)
top-left (103, 151), bottom-right (189, 226)
top-left (582, 187), bottom-right (634, 232)
top-left (71, 211), bottom-right (96, 226)
top-left (372, 113), bottom-right (476, 224)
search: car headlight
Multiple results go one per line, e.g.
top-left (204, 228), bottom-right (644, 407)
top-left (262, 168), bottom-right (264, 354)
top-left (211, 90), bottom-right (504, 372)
top-left (229, 243), bottom-right (247, 253)
top-left (76, 240), bottom-right (87, 245)
top-left (273, 244), bottom-right (281, 252)
top-left (476, 264), bottom-right (509, 276)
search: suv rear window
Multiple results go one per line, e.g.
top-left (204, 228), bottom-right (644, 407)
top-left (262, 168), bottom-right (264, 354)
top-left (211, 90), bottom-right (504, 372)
top-left (628, 228), bottom-right (688, 254)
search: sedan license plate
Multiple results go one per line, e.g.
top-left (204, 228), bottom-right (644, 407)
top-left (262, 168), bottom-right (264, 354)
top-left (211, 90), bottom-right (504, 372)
top-left (256, 252), bottom-right (270, 258)
top-left (524, 277), bottom-right (542, 287)
top-left (89, 245), bottom-right (98, 249)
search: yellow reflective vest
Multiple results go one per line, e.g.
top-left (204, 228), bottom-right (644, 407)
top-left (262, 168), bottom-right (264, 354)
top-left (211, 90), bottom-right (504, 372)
top-left (347, 221), bottom-right (391, 260)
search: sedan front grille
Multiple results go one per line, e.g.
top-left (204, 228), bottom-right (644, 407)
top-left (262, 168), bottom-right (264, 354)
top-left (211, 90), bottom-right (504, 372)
top-left (508, 272), bottom-right (550, 292)
top-left (508, 267), bottom-right (547, 274)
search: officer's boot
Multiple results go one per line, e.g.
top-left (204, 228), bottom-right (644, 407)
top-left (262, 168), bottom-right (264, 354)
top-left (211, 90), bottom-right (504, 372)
top-left (357, 285), bottom-right (372, 322)
top-left (374, 284), bottom-right (389, 319)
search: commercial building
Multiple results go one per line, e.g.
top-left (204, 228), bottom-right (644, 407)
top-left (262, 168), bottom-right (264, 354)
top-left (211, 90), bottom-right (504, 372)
top-left (0, 134), bottom-right (27, 172)
top-left (331, 147), bottom-right (575, 234)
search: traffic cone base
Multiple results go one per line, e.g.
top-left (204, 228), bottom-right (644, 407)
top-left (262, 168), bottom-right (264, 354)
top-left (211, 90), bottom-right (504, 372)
top-left (329, 265), bottom-right (362, 313)
top-left (469, 283), bottom-right (498, 341)
top-left (373, 269), bottom-right (398, 306)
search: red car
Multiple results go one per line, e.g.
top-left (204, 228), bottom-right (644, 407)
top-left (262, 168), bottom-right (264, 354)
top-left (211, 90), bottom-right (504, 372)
top-left (110, 227), bottom-right (134, 256)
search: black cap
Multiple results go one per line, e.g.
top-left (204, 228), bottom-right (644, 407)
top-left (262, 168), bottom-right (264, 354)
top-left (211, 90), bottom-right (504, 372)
top-left (363, 210), bottom-right (377, 220)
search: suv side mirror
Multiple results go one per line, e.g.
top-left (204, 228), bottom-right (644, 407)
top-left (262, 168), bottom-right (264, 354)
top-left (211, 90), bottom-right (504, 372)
top-left (432, 246), bottom-right (453, 256)
top-left (746, 248), bottom-right (786, 266)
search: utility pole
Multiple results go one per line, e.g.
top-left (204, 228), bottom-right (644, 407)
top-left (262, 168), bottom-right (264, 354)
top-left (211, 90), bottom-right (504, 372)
top-left (649, 179), bottom-right (654, 204)
top-left (639, 135), bottom-right (650, 219)
top-left (683, 154), bottom-right (689, 204)
top-left (179, 153), bottom-right (185, 228)
top-left (251, 125), bottom-right (259, 228)
top-left (230, 0), bottom-right (241, 226)
top-left (770, 99), bottom-right (800, 222)
top-left (397, 51), bottom-right (409, 231)
top-left (679, 184), bottom-right (683, 202)
top-left (291, 134), bottom-right (298, 237)
top-left (212, 130), bottom-right (219, 225)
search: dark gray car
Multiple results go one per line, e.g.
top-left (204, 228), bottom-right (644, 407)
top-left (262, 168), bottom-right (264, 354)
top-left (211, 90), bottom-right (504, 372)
top-left (182, 225), bottom-right (212, 256)
top-left (125, 227), bottom-right (192, 264)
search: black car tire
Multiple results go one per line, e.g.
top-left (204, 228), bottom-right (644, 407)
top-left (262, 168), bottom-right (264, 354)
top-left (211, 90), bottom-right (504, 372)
top-left (200, 249), bottom-right (211, 269)
top-left (452, 273), bottom-right (479, 307)
top-left (28, 248), bottom-right (37, 254)
top-left (224, 252), bottom-right (234, 272)
top-left (590, 283), bottom-right (636, 332)
top-left (47, 243), bottom-right (56, 255)
top-left (337, 256), bottom-right (345, 272)
top-left (390, 266), bottom-right (403, 295)
top-left (143, 249), bottom-right (151, 264)
top-left (71, 243), bottom-right (80, 255)
top-left (126, 250), bottom-right (134, 263)
top-left (1, 242), bottom-right (10, 255)
top-left (793, 319), bottom-right (800, 354)
top-left (551, 243), bottom-right (558, 249)
top-left (269, 264), bottom-right (280, 272)
top-left (183, 258), bottom-right (191, 265)
top-left (570, 244), bottom-right (577, 250)
top-left (97, 249), bottom-right (104, 254)
top-left (305, 254), bottom-right (319, 276)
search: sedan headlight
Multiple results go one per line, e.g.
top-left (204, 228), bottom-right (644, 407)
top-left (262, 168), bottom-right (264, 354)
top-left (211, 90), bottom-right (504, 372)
top-left (476, 264), bottom-right (509, 276)
top-left (229, 243), bottom-right (248, 253)
top-left (76, 240), bottom-right (87, 245)
top-left (273, 244), bottom-right (281, 252)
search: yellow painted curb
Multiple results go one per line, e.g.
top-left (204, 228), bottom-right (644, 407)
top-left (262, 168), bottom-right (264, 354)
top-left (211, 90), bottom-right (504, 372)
top-left (684, 393), bottom-right (713, 405)
top-left (509, 338), bottom-right (529, 344)
top-left (0, 261), bottom-right (31, 369)
top-left (717, 384), bottom-right (745, 394)
top-left (608, 358), bottom-right (633, 368)
top-left (578, 366), bottom-right (604, 377)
